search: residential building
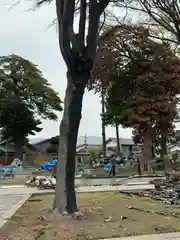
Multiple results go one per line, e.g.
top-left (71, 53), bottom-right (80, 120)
top-left (32, 136), bottom-right (102, 164)
top-left (0, 140), bottom-right (36, 165)
top-left (106, 137), bottom-right (141, 157)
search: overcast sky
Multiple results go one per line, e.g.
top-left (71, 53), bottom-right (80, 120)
top-left (0, 0), bottom-right (132, 140)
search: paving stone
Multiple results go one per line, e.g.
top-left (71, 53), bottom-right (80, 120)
top-left (103, 232), bottom-right (180, 239)
top-left (0, 194), bottom-right (30, 228)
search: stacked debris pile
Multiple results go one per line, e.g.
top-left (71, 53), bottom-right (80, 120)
top-left (147, 173), bottom-right (180, 204)
top-left (25, 176), bottom-right (56, 189)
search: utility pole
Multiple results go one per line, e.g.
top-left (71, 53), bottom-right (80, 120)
top-left (84, 134), bottom-right (88, 151)
top-left (5, 139), bottom-right (8, 165)
top-left (115, 123), bottom-right (121, 156)
top-left (101, 85), bottom-right (106, 157)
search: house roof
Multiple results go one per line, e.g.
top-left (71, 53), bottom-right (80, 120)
top-left (29, 138), bottom-right (45, 144)
top-left (0, 141), bottom-right (37, 153)
top-left (32, 136), bottom-right (137, 149)
top-left (33, 136), bottom-right (103, 147)
top-left (0, 145), bottom-right (14, 152)
top-left (33, 136), bottom-right (58, 146)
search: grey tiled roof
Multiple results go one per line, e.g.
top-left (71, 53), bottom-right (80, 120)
top-left (32, 136), bottom-right (103, 146)
top-left (31, 136), bottom-right (135, 147)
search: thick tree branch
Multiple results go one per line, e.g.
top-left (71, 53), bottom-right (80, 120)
top-left (34, 0), bottom-right (53, 7)
top-left (56, 0), bottom-right (75, 68)
top-left (86, 0), bottom-right (110, 60)
top-left (99, 0), bottom-right (111, 14)
top-left (78, 0), bottom-right (86, 53)
top-left (86, 0), bottom-right (100, 60)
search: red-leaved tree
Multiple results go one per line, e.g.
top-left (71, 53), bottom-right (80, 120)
top-left (90, 24), bottom-right (180, 169)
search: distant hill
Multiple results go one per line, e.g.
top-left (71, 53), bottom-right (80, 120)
top-left (29, 136), bottom-right (103, 146)
top-left (29, 138), bottom-right (45, 144)
top-left (77, 136), bottom-right (102, 145)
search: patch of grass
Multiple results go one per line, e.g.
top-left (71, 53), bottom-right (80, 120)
top-left (26, 195), bottom-right (54, 207)
top-left (32, 170), bottom-right (51, 176)
top-left (0, 177), bottom-right (29, 185)
top-left (1, 192), bottom-right (180, 240)
top-left (0, 171), bottom-right (51, 186)
top-left (26, 192), bottom-right (131, 207)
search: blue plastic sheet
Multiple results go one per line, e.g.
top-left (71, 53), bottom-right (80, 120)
top-left (41, 159), bottom-right (57, 170)
top-left (105, 163), bottom-right (111, 169)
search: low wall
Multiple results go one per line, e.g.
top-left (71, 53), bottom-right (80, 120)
top-left (0, 152), bottom-right (91, 167)
top-left (0, 153), bottom-right (15, 165)
top-left (23, 153), bottom-right (57, 165)
top-left (23, 153), bottom-right (91, 166)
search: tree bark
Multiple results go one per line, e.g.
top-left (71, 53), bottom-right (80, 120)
top-left (15, 138), bottom-right (24, 159)
top-left (54, 72), bottom-right (87, 214)
top-left (5, 140), bottom-right (8, 165)
top-left (141, 126), bottom-right (153, 171)
top-left (137, 157), bottom-right (141, 176)
top-left (115, 123), bottom-right (121, 156)
top-left (160, 130), bottom-right (168, 172)
top-left (54, 0), bottom-right (110, 216)
top-left (151, 144), bottom-right (155, 159)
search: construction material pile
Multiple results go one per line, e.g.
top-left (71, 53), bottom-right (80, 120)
top-left (147, 173), bottom-right (180, 204)
top-left (25, 176), bottom-right (56, 189)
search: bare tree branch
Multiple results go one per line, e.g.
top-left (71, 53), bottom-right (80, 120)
top-left (99, 11), bottom-right (106, 34)
top-left (5, 0), bottom-right (20, 11)
top-left (123, 0), bottom-right (180, 43)
top-left (139, 0), bottom-right (177, 35)
top-left (106, 0), bottom-right (180, 47)
top-left (45, 18), bottom-right (58, 30)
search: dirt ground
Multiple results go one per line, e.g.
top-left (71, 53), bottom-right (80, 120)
top-left (1, 192), bottom-right (180, 240)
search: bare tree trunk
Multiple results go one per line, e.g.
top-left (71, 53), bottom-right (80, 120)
top-left (160, 130), bottom-right (168, 172)
top-left (101, 86), bottom-right (106, 157)
top-left (54, 72), bottom-right (87, 214)
top-left (5, 140), bottom-right (8, 165)
top-left (115, 123), bottom-right (121, 156)
top-left (151, 144), bottom-right (155, 159)
top-left (141, 126), bottom-right (153, 171)
top-left (15, 138), bottom-right (24, 159)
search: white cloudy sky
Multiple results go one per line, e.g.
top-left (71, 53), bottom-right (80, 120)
top-left (0, 0), bottom-right (132, 140)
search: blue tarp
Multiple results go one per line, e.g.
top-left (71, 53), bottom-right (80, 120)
top-left (0, 165), bottom-right (17, 171)
top-left (105, 163), bottom-right (111, 169)
top-left (0, 165), bottom-right (17, 169)
top-left (41, 159), bottom-right (57, 170)
top-left (0, 165), bottom-right (18, 173)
